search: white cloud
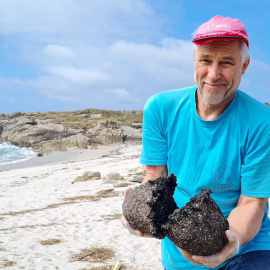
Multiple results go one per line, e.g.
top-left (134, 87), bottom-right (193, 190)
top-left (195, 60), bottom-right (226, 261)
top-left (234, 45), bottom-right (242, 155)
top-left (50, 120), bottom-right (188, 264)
top-left (112, 89), bottom-right (130, 99)
top-left (0, 0), bottom-right (268, 113)
top-left (240, 58), bottom-right (270, 103)
top-left (43, 45), bottom-right (75, 60)
top-left (42, 66), bottom-right (108, 85)
top-left (27, 75), bottom-right (80, 102)
top-left (110, 38), bottom-right (193, 67)
top-left (0, 0), bottom-right (156, 44)
top-left (0, 0), bottom-right (167, 111)
top-left (28, 37), bottom-right (194, 107)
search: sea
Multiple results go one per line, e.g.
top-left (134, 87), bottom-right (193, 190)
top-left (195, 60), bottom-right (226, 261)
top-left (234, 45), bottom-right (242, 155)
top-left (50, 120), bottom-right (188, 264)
top-left (0, 143), bottom-right (36, 166)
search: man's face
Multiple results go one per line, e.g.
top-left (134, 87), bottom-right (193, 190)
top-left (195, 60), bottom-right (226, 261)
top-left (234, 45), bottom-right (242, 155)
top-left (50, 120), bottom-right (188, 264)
top-left (194, 40), bottom-right (249, 105)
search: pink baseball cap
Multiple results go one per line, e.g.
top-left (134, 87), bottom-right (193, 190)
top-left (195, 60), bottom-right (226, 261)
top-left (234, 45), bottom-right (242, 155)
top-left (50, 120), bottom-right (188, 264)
top-left (192, 15), bottom-right (249, 48)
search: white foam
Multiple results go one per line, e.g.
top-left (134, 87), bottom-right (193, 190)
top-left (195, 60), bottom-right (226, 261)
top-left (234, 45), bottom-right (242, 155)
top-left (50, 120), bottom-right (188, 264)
top-left (0, 143), bottom-right (36, 165)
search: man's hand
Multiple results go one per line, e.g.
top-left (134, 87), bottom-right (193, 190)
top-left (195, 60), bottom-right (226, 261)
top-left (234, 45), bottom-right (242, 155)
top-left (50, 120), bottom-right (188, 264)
top-left (179, 230), bottom-right (239, 268)
top-left (121, 187), bottom-right (153, 238)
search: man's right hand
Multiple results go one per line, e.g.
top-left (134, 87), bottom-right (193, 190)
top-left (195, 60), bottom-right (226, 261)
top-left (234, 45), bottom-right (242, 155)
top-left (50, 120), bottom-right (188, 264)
top-left (121, 215), bottom-right (145, 237)
top-left (179, 230), bottom-right (239, 268)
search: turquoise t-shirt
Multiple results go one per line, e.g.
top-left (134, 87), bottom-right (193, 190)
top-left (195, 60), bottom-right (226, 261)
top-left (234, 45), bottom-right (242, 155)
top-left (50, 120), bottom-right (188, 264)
top-left (140, 86), bottom-right (270, 270)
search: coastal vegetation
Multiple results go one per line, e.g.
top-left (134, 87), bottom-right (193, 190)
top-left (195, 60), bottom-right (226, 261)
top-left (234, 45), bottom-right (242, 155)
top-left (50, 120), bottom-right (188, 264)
top-left (6, 109), bottom-right (143, 130)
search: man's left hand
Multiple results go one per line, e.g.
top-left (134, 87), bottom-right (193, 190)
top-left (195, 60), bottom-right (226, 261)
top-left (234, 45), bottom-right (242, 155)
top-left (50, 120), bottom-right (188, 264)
top-left (179, 230), bottom-right (240, 268)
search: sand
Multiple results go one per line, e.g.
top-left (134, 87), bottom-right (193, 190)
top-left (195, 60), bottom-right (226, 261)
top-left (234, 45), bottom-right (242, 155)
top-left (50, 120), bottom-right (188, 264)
top-left (0, 144), bottom-right (162, 270)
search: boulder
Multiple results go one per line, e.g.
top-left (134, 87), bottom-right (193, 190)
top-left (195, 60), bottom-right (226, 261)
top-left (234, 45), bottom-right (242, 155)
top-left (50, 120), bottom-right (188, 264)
top-left (133, 165), bottom-right (146, 176)
top-left (113, 181), bottom-right (135, 188)
top-left (6, 112), bottom-right (24, 119)
top-left (129, 175), bottom-right (144, 183)
top-left (83, 171), bottom-right (101, 179)
top-left (72, 171), bottom-right (101, 183)
top-left (73, 176), bottom-right (83, 183)
top-left (131, 123), bottom-right (142, 129)
top-left (106, 172), bottom-right (123, 180)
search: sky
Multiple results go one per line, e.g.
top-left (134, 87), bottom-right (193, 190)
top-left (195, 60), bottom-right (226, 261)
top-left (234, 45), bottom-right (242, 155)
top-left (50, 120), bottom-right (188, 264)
top-left (0, 0), bottom-right (269, 114)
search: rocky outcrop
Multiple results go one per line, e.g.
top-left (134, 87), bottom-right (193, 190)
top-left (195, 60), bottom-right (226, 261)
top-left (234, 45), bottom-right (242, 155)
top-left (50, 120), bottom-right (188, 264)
top-left (0, 112), bottom-right (142, 155)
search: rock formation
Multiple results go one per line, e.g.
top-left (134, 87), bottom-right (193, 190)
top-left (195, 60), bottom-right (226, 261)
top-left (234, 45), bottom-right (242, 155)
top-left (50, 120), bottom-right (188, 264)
top-left (0, 111), bottom-right (142, 155)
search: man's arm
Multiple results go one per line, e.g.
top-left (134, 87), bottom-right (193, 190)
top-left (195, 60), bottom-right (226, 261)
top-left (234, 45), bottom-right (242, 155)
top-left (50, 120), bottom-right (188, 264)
top-left (228, 195), bottom-right (268, 246)
top-left (191, 194), bottom-right (268, 268)
top-left (142, 165), bottom-right (168, 184)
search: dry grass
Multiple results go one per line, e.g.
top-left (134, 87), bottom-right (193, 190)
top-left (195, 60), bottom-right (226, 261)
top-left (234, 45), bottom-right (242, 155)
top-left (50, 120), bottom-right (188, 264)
top-left (82, 266), bottom-right (114, 270)
top-left (81, 263), bottom-right (131, 270)
top-left (2, 189), bottom-right (120, 217)
top-left (25, 109), bottom-right (143, 130)
top-left (0, 223), bottom-right (58, 232)
top-left (96, 189), bottom-right (120, 198)
top-left (63, 195), bottom-right (99, 202)
top-left (1, 190), bottom-right (120, 217)
top-left (3, 209), bottom-right (37, 216)
top-left (40, 239), bottom-right (62, 245)
top-left (2, 201), bottom-right (79, 216)
top-left (64, 189), bottom-right (120, 201)
top-left (46, 202), bottom-right (78, 209)
top-left (102, 213), bottom-right (122, 221)
top-left (1, 261), bottom-right (16, 267)
top-left (71, 247), bottom-right (115, 263)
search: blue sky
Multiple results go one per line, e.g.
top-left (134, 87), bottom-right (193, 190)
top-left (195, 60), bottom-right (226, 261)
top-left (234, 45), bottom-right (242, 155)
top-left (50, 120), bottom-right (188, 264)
top-left (0, 0), bottom-right (269, 114)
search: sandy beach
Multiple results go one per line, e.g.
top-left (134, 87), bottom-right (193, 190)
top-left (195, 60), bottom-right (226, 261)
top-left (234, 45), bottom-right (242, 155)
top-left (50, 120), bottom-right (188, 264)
top-left (0, 144), bottom-right (162, 270)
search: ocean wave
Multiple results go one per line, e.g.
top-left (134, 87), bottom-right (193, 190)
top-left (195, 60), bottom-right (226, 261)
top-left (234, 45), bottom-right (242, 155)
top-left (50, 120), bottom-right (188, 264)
top-left (0, 143), bottom-right (36, 165)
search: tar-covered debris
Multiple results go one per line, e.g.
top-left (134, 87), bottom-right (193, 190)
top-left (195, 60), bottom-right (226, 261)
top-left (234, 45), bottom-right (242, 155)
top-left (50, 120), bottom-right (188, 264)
top-left (122, 174), bottom-right (229, 256)
top-left (164, 189), bottom-right (229, 255)
top-left (122, 173), bottom-right (178, 238)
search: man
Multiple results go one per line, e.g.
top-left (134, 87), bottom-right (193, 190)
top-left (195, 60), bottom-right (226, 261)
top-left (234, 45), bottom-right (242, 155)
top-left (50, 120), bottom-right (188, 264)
top-left (122, 15), bottom-right (270, 269)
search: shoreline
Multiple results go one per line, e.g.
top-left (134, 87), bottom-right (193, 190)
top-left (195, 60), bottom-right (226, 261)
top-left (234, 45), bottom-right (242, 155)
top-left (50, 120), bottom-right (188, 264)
top-left (0, 144), bottom-right (123, 171)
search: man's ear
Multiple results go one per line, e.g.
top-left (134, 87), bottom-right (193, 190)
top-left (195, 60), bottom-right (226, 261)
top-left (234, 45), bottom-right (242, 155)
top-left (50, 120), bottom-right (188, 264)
top-left (242, 57), bottom-right (250, 75)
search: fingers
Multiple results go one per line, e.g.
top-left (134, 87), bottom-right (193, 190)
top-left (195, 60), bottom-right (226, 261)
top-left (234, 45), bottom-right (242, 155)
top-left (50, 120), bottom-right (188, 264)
top-left (121, 215), bottom-right (154, 238)
top-left (192, 230), bottom-right (239, 268)
top-left (121, 215), bottom-right (131, 230)
top-left (178, 249), bottom-right (203, 266)
top-left (226, 230), bottom-right (238, 244)
top-left (121, 215), bottom-right (144, 237)
top-left (192, 252), bottom-right (221, 268)
top-left (225, 230), bottom-right (240, 259)
top-left (124, 187), bottom-right (132, 197)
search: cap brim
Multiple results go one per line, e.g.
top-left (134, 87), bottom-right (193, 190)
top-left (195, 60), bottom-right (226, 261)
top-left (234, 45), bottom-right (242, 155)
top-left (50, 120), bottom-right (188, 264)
top-left (192, 35), bottom-right (249, 48)
top-left (192, 35), bottom-right (246, 42)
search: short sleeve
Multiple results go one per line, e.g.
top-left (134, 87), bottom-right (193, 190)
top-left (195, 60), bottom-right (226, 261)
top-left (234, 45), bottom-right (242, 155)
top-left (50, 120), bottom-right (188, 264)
top-left (139, 95), bottom-right (168, 165)
top-left (241, 134), bottom-right (270, 197)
